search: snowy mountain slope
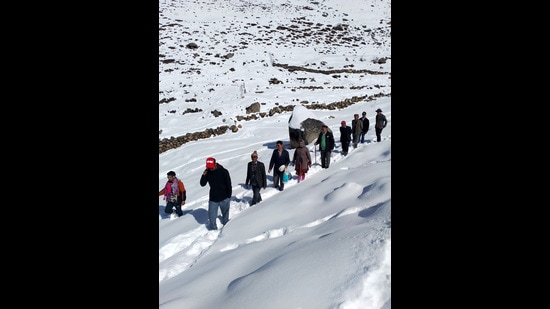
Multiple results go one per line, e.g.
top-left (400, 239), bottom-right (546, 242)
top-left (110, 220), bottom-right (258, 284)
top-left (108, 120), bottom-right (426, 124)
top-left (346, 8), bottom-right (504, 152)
top-left (159, 1), bottom-right (391, 308)
top-left (159, 0), bottom-right (391, 139)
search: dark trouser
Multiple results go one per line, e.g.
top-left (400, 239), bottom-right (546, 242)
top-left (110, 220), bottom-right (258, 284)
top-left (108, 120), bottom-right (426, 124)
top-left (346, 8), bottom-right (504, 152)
top-left (208, 198), bottom-right (230, 230)
top-left (164, 197), bottom-right (183, 216)
top-left (341, 140), bottom-right (349, 154)
top-left (375, 127), bottom-right (383, 142)
top-left (250, 184), bottom-right (262, 205)
top-left (360, 132), bottom-right (366, 143)
top-left (320, 149), bottom-right (330, 168)
top-left (273, 169), bottom-right (284, 189)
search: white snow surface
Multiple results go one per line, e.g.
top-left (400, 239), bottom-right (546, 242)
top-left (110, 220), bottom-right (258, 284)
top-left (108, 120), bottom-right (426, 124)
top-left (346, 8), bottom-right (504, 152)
top-left (159, 1), bottom-right (391, 308)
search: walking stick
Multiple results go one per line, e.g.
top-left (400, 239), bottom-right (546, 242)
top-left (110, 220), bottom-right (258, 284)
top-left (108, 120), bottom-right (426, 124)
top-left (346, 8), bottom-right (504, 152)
top-left (314, 145), bottom-right (317, 164)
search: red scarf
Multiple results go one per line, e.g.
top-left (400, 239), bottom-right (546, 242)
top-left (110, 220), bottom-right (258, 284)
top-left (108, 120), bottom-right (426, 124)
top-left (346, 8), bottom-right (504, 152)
top-left (163, 177), bottom-right (180, 200)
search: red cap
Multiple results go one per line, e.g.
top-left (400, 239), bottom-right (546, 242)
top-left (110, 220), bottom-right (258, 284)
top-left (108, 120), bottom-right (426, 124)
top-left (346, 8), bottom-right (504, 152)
top-left (341, 121), bottom-right (346, 125)
top-left (206, 157), bottom-right (216, 169)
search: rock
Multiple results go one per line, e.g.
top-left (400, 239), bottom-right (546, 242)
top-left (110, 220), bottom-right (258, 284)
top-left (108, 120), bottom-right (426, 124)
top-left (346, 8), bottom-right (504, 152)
top-left (288, 105), bottom-right (326, 148)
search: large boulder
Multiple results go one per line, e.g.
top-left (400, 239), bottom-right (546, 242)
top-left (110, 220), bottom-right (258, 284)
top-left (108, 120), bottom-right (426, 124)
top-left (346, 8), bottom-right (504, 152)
top-left (288, 105), bottom-right (328, 148)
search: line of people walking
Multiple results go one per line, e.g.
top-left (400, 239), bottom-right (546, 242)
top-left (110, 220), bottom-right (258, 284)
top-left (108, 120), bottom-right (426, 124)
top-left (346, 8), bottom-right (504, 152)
top-left (159, 108), bottom-right (387, 229)
top-left (347, 108), bottom-right (386, 148)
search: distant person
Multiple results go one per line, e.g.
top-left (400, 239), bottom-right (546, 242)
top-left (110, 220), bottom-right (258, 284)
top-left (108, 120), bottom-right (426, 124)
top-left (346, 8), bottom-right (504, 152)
top-left (200, 157), bottom-right (232, 230)
top-left (244, 150), bottom-right (267, 206)
top-left (360, 111), bottom-right (370, 144)
top-left (314, 125), bottom-right (335, 168)
top-left (159, 170), bottom-right (187, 217)
top-left (351, 113), bottom-right (363, 148)
top-left (268, 140), bottom-right (291, 191)
top-left (292, 139), bottom-right (312, 183)
top-left (339, 120), bottom-right (352, 156)
top-left (374, 108), bottom-right (387, 142)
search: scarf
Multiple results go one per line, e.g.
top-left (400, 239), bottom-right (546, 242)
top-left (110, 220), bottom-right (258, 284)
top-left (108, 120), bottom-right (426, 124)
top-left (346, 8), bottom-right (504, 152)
top-left (163, 177), bottom-right (180, 200)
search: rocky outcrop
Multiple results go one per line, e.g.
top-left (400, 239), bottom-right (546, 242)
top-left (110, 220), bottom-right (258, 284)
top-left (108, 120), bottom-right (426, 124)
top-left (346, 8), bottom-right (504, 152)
top-left (288, 118), bottom-right (327, 148)
top-left (159, 92), bottom-right (389, 154)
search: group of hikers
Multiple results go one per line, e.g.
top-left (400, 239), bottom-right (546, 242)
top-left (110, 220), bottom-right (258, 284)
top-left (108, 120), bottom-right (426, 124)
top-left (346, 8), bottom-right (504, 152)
top-left (339, 108), bottom-right (387, 156)
top-left (159, 108), bottom-right (387, 230)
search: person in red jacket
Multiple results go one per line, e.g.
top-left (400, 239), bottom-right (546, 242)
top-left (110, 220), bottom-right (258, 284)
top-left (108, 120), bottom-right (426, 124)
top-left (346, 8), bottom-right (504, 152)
top-left (159, 170), bottom-right (186, 217)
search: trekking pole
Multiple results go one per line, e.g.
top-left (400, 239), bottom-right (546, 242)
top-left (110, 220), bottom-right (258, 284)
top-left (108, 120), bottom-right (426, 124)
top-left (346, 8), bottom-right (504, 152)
top-left (314, 145), bottom-right (317, 164)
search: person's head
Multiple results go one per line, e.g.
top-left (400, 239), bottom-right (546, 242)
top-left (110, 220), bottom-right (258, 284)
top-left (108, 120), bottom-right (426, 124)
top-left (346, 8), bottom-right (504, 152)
top-left (376, 108), bottom-right (382, 114)
top-left (276, 140), bottom-right (283, 149)
top-left (354, 113), bottom-right (359, 118)
top-left (299, 139), bottom-right (305, 146)
top-left (362, 111), bottom-right (366, 117)
top-left (321, 125), bottom-right (328, 132)
top-left (341, 120), bottom-right (346, 126)
top-left (206, 157), bottom-right (216, 169)
top-left (251, 151), bottom-right (258, 161)
top-left (167, 170), bottom-right (176, 181)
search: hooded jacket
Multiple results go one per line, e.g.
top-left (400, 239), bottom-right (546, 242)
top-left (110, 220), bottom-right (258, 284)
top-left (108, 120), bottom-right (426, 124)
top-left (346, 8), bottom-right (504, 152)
top-left (200, 163), bottom-right (232, 202)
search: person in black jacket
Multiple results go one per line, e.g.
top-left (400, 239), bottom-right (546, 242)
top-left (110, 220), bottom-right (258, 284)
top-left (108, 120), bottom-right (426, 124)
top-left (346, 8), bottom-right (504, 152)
top-left (200, 157), bottom-right (232, 230)
top-left (360, 111), bottom-right (370, 144)
top-left (245, 151), bottom-right (267, 206)
top-left (339, 120), bottom-right (352, 156)
top-left (314, 125), bottom-right (335, 168)
top-left (268, 140), bottom-right (291, 191)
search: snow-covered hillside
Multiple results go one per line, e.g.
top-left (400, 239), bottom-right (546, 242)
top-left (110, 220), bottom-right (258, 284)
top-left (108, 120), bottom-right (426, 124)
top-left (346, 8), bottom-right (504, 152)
top-left (159, 0), bottom-right (391, 140)
top-left (159, 1), bottom-right (391, 308)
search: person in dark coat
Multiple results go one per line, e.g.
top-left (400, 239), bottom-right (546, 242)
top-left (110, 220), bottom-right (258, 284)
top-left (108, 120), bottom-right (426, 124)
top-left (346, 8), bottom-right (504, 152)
top-left (314, 125), bottom-right (335, 168)
top-left (245, 151), bottom-right (267, 206)
top-left (374, 108), bottom-right (387, 142)
top-left (200, 157), bottom-right (232, 230)
top-left (268, 140), bottom-right (291, 191)
top-left (339, 120), bottom-right (352, 156)
top-left (360, 111), bottom-right (370, 144)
